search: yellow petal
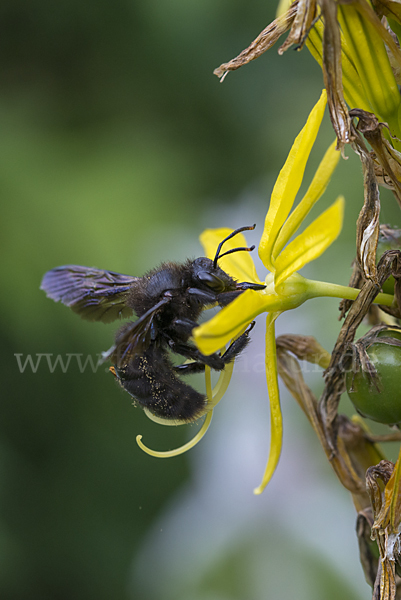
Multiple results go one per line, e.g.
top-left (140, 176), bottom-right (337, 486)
top-left (136, 356), bottom-right (234, 446)
top-left (272, 139), bottom-right (340, 259)
top-left (143, 409), bottom-right (188, 426)
top-left (193, 289), bottom-right (278, 356)
top-left (136, 411), bottom-right (213, 458)
top-left (209, 360), bottom-right (235, 408)
top-left (254, 313), bottom-right (282, 494)
top-left (259, 90), bottom-right (327, 271)
top-left (200, 228), bottom-right (262, 284)
top-left (338, 2), bottom-right (401, 129)
top-left (274, 196), bottom-right (344, 289)
top-left (137, 361), bottom-right (235, 456)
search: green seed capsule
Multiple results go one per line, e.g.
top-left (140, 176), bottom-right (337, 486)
top-left (346, 328), bottom-right (401, 425)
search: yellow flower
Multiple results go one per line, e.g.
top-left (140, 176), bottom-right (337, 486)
top-left (135, 91), bottom-right (394, 487)
top-left (192, 90), bottom-right (394, 494)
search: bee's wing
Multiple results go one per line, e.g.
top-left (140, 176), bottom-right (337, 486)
top-left (41, 265), bottom-right (138, 323)
top-left (103, 296), bottom-right (172, 366)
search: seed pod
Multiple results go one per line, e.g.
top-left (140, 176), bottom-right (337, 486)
top-left (346, 326), bottom-right (401, 424)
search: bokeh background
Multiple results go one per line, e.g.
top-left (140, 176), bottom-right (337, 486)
top-left (2, 1), bottom-right (401, 599)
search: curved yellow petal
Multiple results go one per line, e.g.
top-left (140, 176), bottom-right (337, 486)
top-left (136, 411), bottom-right (213, 458)
top-left (205, 364), bottom-right (213, 400)
top-left (143, 408), bottom-right (188, 426)
top-left (272, 139), bottom-right (340, 259)
top-left (254, 313), bottom-right (282, 494)
top-left (259, 90), bottom-right (327, 271)
top-left (137, 361), bottom-right (235, 456)
top-left (205, 359), bottom-right (235, 409)
top-left (209, 360), bottom-right (235, 408)
top-left (200, 228), bottom-right (262, 284)
top-left (193, 289), bottom-right (276, 356)
top-left (274, 196), bottom-right (344, 289)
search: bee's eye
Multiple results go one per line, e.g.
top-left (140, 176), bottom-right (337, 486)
top-left (197, 271), bottom-right (225, 292)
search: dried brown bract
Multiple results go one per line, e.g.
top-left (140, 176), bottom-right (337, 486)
top-left (366, 460), bottom-right (401, 600)
top-left (213, 1), bottom-right (300, 81)
top-left (357, 507), bottom-right (379, 588)
top-left (319, 0), bottom-right (352, 149)
top-left (350, 126), bottom-right (381, 283)
top-left (351, 109), bottom-right (401, 209)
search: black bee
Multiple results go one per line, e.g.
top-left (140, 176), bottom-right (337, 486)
top-left (41, 225), bottom-right (265, 421)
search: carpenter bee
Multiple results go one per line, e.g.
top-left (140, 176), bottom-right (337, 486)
top-left (41, 225), bottom-right (265, 421)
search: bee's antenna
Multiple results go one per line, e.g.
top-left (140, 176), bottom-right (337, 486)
top-left (213, 224), bottom-right (256, 268)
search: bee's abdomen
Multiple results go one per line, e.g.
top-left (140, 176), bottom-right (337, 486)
top-left (114, 348), bottom-right (206, 421)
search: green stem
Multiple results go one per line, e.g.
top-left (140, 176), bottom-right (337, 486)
top-left (305, 278), bottom-right (395, 307)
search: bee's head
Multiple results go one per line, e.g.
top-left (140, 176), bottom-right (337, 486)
top-left (192, 256), bottom-right (235, 293)
top-left (192, 224), bottom-right (257, 293)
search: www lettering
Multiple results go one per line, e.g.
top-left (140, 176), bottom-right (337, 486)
top-left (14, 353), bottom-right (103, 373)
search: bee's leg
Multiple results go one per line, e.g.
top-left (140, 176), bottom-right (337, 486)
top-left (174, 361), bottom-right (206, 375)
top-left (186, 288), bottom-right (218, 306)
top-left (175, 323), bottom-right (255, 374)
top-left (169, 339), bottom-right (225, 370)
top-left (220, 321), bottom-right (255, 363)
top-left (172, 328), bottom-right (252, 373)
top-left (169, 318), bottom-right (199, 339)
top-left (172, 321), bottom-right (255, 373)
top-left (217, 283), bottom-right (266, 307)
top-left (216, 290), bottom-right (243, 306)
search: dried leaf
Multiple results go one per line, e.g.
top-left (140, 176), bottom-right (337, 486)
top-left (351, 109), bottom-right (401, 208)
top-left (350, 130), bottom-right (381, 282)
top-left (373, 0), bottom-right (401, 23)
top-left (339, 259), bottom-right (365, 319)
top-left (356, 507), bottom-right (379, 587)
top-left (213, 1), bottom-right (299, 80)
top-left (319, 0), bottom-right (352, 149)
top-left (276, 333), bottom-right (331, 367)
top-left (278, 0), bottom-right (318, 54)
top-left (367, 460), bottom-right (394, 528)
top-left (367, 459), bottom-right (401, 600)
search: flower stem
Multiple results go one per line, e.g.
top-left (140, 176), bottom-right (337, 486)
top-left (305, 278), bottom-right (394, 307)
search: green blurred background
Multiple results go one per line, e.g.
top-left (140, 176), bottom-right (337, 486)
top-left (3, 1), bottom-right (401, 599)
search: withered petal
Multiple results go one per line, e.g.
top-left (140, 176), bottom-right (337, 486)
top-left (213, 0), bottom-right (299, 80)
